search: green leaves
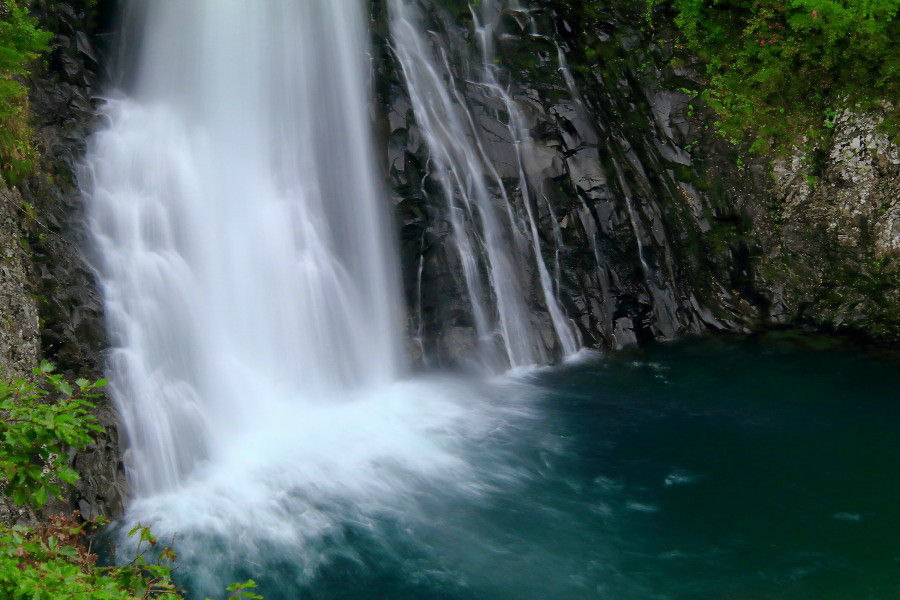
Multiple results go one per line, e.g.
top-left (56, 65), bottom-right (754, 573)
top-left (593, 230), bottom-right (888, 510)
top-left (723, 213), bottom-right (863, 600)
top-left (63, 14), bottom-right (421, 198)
top-left (666, 0), bottom-right (899, 150)
top-left (1, 365), bottom-right (262, 598)
top-left (1, 362), bottom-right (106, 509)
top-left (226, 580), bottom-right (263, 600)
top-left (0, 0), bottom-right (53, 183)
top-left (0, 515), bottom-right (167, 600)
top-left (0, 514), bottom-right (265, 599)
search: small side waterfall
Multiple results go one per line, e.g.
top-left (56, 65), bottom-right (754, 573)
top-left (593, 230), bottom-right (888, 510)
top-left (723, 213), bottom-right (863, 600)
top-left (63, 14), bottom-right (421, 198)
top-left (389, 0), bottom-right (580, 369)
top-left (472, 1), bottom-right (579, 356)
top-left (84, 0), bottom-right (402, 495)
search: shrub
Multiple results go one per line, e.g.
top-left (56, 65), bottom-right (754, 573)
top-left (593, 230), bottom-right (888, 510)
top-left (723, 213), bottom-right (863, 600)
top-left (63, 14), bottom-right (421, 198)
top-left (0, 360), bottom-right (104, 510)
top-left (0, 0), bottom-right (51, 183)
top-left (663, 0), bottom-right (899, 150)
top-left (1, 364), bottom-right (262, 599)
top-left (0, 514), bottom-right (262, 599)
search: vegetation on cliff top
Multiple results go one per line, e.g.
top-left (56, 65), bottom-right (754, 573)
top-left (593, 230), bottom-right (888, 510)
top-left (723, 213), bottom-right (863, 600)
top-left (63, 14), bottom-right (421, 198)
top-left (0, 0), bottom-right (51, 184)
top-left (657, 0), bottom-right (899, 151)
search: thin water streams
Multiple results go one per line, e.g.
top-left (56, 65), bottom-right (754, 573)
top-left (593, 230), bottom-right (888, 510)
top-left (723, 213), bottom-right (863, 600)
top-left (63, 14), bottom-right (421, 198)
top-left (389, 0), bottom-right (582, 368)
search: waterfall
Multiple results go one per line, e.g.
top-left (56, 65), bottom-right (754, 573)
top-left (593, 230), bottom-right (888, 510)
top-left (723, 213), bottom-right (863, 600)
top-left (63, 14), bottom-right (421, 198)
top-left (83, 0), bottom-right (402, 495)
top-left (389, 0), bottom-right (579, 368)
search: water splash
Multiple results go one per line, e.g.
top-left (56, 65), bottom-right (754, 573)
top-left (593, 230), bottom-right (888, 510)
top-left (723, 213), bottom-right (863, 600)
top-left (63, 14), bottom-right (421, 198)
top-left (84, 0), bottom-right (402, 496)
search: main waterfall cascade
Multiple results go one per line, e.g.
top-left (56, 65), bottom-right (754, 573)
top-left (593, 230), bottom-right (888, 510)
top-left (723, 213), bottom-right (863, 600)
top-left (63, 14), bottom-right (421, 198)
top-left (80, 0), bottom-right (598, 593)
top-left (390, 0), bottom-right (581, 370)
top-left (83, 0), bottom-right (548, 588)
top-left (84, 0), bottom-right (405, 496)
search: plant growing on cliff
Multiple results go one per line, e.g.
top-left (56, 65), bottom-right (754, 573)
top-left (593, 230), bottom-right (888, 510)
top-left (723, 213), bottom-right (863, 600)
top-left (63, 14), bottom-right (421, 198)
top-left (0, 360), bottom-right (104, 510)
top-left (0, 0), bottom-right (51, 184)
top-left (0, 365), bottom-right (263, 599)
top-left (0, 512), bottom-right (262, 599)
top-left (659, 0), bottom-right (899, 150)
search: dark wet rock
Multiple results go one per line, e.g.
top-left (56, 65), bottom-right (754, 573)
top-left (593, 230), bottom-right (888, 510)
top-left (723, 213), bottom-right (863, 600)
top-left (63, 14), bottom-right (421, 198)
top-left (375, 0), bottom-right (766, 365)
top-left (71, 399), bottom-right (129, 520)
top-left (378, 0), bottom-right (898, 359)
top-left (0, 186), bottom-right (41, 379)
top-left (0, 0), bottom-right (126, 520)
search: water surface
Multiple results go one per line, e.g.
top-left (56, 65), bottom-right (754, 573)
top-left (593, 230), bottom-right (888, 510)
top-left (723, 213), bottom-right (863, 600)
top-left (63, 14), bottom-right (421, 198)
top-left (138, 335), bottom-right (899, 599)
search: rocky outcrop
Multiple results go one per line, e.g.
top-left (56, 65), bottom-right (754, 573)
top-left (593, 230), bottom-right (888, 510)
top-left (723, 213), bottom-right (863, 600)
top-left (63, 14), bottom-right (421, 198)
top-left (0, 0), bottom-right (127, 520)
top-left (25, 1), bottom-right (109, 377)
top-left (0, 186), bottom-right (40, 379)
top-left (761, 107), bottom-right (899, 340)
top-left (375, 0), bottom-right (897, 366)
top-left (376, 0), bottom-right (759, 366)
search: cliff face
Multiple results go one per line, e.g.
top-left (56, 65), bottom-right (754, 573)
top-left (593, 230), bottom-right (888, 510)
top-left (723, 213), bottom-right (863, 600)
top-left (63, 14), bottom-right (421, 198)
top-left (375, 0), bottom-right (898, 366)
top-left (764, 109), bottom-right (899, 339)
top-left (1, 0), bottom-right (126, 521)
top-left (0, 185), bottom-right (40, 380)
top-left (377, 0), bottom-right (755, 366)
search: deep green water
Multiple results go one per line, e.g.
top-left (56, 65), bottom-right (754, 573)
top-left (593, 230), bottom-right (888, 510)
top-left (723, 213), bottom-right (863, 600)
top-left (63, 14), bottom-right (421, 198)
top-left (161, 334), bottom-right (899, 599)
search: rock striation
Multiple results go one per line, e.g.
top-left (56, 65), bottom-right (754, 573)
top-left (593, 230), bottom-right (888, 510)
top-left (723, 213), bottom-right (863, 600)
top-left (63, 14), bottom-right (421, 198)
top-left (377, 0), bottom-right (757, 366)
top-left (375, 0), bottom-right (898, 365)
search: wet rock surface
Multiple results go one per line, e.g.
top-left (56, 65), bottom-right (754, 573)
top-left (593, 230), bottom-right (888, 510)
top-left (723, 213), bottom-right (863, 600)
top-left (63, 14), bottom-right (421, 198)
top-left (376, 0), bottom-right (759, 367)
top-left (0, 0), bottom-right (127, 520)
top-left (375, 0), bottom-right (897, 363)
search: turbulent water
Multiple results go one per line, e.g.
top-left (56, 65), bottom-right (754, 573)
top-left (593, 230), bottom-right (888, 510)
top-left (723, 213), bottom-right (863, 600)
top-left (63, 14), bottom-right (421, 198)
top-left (97, 338), bottom-right (900, 599)
top-left (82, 0), bottom-right (448, 573)
top-left (83, 0), bottom-right (548, 591)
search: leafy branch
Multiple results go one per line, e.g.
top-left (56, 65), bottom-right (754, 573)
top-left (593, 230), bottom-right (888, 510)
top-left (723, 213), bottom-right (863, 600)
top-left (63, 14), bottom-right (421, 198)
top-left (1, 364), bottom-right (263, 598)
top-left (0, 360), bottom-right (105, 510)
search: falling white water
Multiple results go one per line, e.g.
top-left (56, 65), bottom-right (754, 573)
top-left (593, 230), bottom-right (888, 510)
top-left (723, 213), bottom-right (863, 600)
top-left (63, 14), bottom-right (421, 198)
top-left (389, 0), bottom-right (579, 367)
top-left (82, 8), bottom-right (546, 587)
top-left (83, 0), bottom-right (404, 496)
top-left (614, 159), bottom-right (652, 279)
top-left (414, 252), bottom-right (427, 362)
top-left (556, 44), bottom-right (586, 108)
top-left (472, 0), bottom-right (579, 357)
top-left (389, 1), bottom-right (547, 368)
top-left (79, 1), bottom-right (568, 593)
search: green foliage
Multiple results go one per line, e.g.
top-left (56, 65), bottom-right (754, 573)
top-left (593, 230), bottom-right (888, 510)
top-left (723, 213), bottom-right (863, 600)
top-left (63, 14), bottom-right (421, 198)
top-left (0, 513), bottom-right (171, 599)
top-left (0, 366), bottom-right (263, 598)
top-left (0, 514), bottom-right (263, 599)
top-left (224, 580), bottom-right (263, 600)
top-left (0, 0), bottom-right (51, 183)
top-left (663, 0), bottom-right (899, 150)
top-left (0, 361), bottom-right (105, 509)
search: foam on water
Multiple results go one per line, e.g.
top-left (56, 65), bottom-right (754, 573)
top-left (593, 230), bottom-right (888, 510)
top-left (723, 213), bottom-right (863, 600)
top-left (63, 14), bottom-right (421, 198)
top-left (81, 2), bottom-right (560, 591)
top-left (113, 374), bottom-right (542, 593)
